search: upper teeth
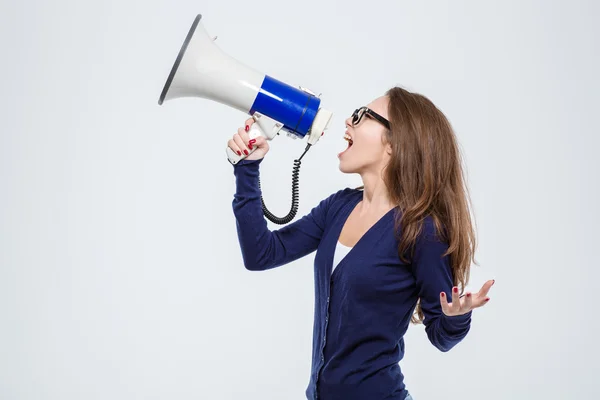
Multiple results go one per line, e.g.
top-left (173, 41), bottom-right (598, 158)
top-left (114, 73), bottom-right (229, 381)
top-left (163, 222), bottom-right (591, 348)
top-left (344, 134), bottom-right (352, 142)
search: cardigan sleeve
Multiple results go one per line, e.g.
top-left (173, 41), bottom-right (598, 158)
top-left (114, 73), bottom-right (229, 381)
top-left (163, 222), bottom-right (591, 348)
top-left (231, 158), bottom-right (339, 271)
top-left (411, 218), bottom-right (472, 352)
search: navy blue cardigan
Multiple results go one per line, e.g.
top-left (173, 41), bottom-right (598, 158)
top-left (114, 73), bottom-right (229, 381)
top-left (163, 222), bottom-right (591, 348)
top-left (232, 159), bottom-right (471, 400)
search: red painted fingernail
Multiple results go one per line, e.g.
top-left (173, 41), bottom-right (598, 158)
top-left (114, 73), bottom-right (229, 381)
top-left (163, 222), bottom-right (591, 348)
top-left (440, 292), bottom-right (445, 297)
top-left (485, 297), bottom-right (490, 302)
top-left (249, 139), bottom-right (256, 144)
top-left (466, 293), bottom-right (471, 297)
top-left (237, 150), bottom-right (242, 156)
top-left (243, 150), bottom-right (249, 155)
top-left (492, 279), bottom-right (496, 285)
top-left (248, 144), bottom-right (253, 150)
top-left (245, 125), bottom-right (249, 132)
top-left (453, 287), bottom-right (458, 293)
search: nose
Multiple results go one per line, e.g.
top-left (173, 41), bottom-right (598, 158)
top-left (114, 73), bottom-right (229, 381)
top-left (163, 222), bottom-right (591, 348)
top-left (344, 116), bottom-right (352, 128)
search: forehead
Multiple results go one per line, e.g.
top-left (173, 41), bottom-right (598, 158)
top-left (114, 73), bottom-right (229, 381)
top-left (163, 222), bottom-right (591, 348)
top-left (366, 96), bottom-right (389, 118)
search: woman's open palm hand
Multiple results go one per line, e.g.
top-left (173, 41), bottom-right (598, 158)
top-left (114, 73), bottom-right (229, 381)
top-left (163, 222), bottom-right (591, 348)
top-left (440, 279), bottom-right (495, 316)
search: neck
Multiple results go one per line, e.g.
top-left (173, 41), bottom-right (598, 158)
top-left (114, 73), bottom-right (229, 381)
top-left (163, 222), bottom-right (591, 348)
top-left (358, 168), bottom-right (395, 214)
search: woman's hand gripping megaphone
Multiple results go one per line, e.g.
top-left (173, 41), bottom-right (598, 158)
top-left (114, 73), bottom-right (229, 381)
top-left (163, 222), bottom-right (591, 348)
top-left (227, 117), bottom-right (271, 163)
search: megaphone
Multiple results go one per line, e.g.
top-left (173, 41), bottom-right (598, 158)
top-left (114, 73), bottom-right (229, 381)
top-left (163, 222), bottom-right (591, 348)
top-left (158, 14), bottom-right (333, 224)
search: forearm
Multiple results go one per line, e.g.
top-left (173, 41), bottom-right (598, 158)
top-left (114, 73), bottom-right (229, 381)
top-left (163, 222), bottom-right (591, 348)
top-left (232, 159), bottom-right (278, 270)
top-left (232, 159), bottom-right (326, 271)
top-left (425, 310), bottom-right (471, 352)
top-left (411, 218), bottom-right (473, 352)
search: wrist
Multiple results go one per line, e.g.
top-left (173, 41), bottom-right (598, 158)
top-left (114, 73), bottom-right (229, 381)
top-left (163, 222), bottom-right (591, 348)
top-left (441, 310), bottom-right (472, 333)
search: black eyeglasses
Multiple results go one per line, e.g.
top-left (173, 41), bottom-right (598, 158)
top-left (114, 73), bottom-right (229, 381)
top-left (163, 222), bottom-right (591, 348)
top-left (351, 106), bottom-right (390, 130)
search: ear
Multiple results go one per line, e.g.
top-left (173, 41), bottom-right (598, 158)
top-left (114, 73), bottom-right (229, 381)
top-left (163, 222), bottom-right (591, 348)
top-left (385, 141), bottom-right (393, 155)
top-left (380, 133), bottom-right (393, 156)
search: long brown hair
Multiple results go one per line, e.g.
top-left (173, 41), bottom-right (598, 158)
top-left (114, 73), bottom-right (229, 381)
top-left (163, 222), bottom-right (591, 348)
top-left (384, 86), bottom-right (477, 324)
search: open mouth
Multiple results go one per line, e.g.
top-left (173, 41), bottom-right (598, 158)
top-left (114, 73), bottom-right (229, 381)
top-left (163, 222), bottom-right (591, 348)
top-left (344, 133), bottom-right (353, 147)
top-left (338, 133), bottom-right (353, 158)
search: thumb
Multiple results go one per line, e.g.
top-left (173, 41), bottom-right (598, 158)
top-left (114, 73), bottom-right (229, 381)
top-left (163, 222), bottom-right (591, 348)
top-left (252, 135), bottom-right (269, 148)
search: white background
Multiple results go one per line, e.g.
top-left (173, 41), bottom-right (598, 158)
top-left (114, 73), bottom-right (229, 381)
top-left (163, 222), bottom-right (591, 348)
top-left (1, 0), bottom-right (598, 399)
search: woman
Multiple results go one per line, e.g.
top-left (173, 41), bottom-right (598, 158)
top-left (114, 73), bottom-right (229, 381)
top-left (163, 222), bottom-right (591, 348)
top-left (227, 86), bottom-right (494, 400)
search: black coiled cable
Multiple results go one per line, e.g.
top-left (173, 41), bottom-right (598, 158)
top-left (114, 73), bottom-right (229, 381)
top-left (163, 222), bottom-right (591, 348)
top-left (258, 143), bottom-right (312, 225)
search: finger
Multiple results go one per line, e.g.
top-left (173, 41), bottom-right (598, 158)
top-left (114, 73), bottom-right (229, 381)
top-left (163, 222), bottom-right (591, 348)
top-left (233, 132), bottom-right (249, 156)
top-left (238, 126), bottom-right (253, 147)
top-left (472, 290), bottom-right (492, 308)
top-left (239, 127), bottom-right (258, 151)
top-left (245, 117), bottom-right (255, 130)
top-left (477, 279), bottom-right (495, 299)
top-left (463, 292), bottom-right (473, 312)
top-left (227, 139), bottom-right (242, 156)
top-left (471, 297), bottom-right (490, 309)
top-left (451, 286), bottom-right (460, 313)
top-left (252, 135), bottom-right (267, 149)
top-left (440, 292), bottom-right (451, 315)
top-left (477, 294), bottom-right (491, 308)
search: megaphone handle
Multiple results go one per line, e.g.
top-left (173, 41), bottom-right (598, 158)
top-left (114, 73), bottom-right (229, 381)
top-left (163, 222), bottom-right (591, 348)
top-left (226, 124), bottom-right (267, 164)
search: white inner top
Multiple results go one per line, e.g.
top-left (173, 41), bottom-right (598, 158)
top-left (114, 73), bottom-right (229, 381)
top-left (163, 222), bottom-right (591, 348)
top-left (332, 241), bottom-right (353, 275)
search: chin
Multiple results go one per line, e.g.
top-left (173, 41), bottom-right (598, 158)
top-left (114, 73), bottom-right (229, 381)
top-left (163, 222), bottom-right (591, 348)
top-left (338, 160), bottom-right (358, 174)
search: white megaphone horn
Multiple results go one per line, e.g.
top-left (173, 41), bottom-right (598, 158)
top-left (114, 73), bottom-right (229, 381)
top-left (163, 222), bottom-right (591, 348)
top-left (158, 14), bottom-right (333, 224)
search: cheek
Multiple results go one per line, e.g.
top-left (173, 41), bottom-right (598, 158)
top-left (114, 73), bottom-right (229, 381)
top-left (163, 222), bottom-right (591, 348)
top-left (358, 137), bottom-right (386, 158)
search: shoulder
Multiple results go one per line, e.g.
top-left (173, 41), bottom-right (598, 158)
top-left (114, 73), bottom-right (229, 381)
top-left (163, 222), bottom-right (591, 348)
top-left (322, 187), bottom-right (361, 210)
top-left (404, 216), bottom-right (451, 270)
top-left (329, 187), bottom-right (361, 201)
top-left (309, 187), bottom-right (360, 221)
top-left (415, 215), bottom-right (449, 252)
top-left (420, 216), bottom-right (443, 239)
